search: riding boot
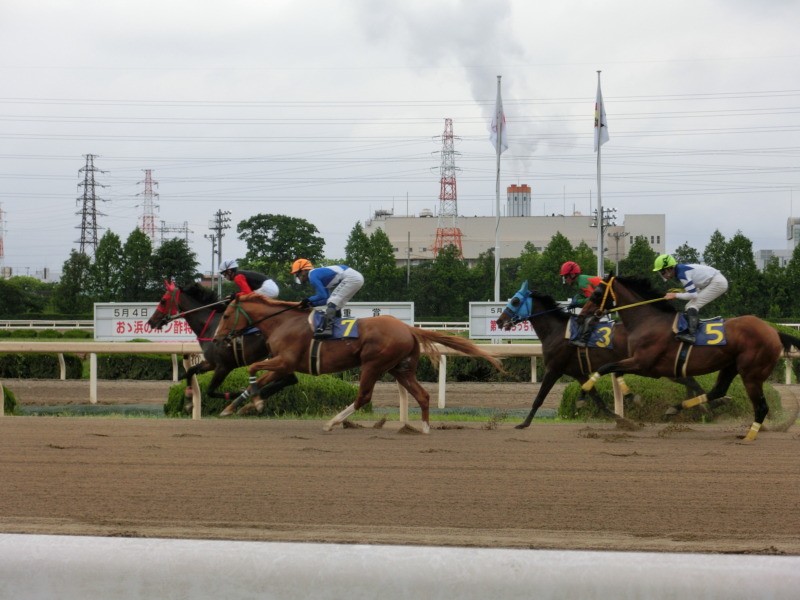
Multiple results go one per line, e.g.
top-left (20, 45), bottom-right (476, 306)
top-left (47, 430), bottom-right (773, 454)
top-left (314, 303), bottom-right (338, 339)
top-left (571, 317), bottom-right (595, 348)
top-left (675, 308), bottom-right (699, 344)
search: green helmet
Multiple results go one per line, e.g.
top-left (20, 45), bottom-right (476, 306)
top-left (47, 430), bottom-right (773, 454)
top-left (653, 254), bottom-right (677, 271)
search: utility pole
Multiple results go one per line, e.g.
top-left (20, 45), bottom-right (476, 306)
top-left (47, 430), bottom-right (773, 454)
top-left (608, 231), bottom-right (630, 274)
top-left (75, 154), bottom-right (107, 255)
top-left (204, 232), bottom-right (218, 286)
top-left (590, 207), bottom-right (616, 275)
top-left (208, 210), bottom-right (231, 295)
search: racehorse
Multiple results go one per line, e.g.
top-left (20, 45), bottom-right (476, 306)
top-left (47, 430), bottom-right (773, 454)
top-left (496, 281), bottom-right (705, 429)
top-left (147, 282), bottom-right (297, 413)
top-left (578, 274), bottom-right (800, 441)
top-left (212, 294), bottom-right (504, 433)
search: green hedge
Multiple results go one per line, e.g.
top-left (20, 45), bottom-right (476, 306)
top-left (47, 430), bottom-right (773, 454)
top-left (0, 353), bottom-right (83, 379)
top-left (558, 373), bottom-right (783, 423)
top-left (61, 330), bottom-right (92, 339)
top-left (165, 368), bottom-right (358, 417)
top-left (97, 354), bottom-right (186, 380)
top-left (2, 386), bottom-right (17, 414)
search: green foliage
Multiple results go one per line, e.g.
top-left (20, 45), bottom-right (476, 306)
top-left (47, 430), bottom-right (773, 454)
top-left (0, 330), bottom-right (11, 338)
top-left (2, 386), bottom-right (17, 414)
top-left (0, 353), bottom-right (83, 379)
top-left (558, 373), bottom-right (783, 423)
top-left (54, 250), bottom-right (93, 313)
top-left (618, 235), bottom-right (658, 280)
top-left (120, 229), bottom-right (155, 301)
top-left (97, 354), bottom-right (186, 380)
top-left (9, 329), bottom-right (37, 338)
top-left (673, 242), bottom-right (701, 264)
top-left (151, 238), bottom-right (200, 288)
top-left (36, 329), bottom-right (63, 339)
top-left (87, 231), bottom-right (124, 302)
top-left (62, 329), bottom-right (92, 339)
top-left (164, 369), bottom-right (358, 417)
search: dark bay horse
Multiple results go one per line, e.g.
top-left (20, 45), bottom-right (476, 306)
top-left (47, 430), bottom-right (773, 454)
top-left (213, 294), bottom-right (504, 433)
top-left (496, 281), bottom-right (705, 429)
top-left (578, 274), bottom-right (800, 441)
top-left (147, 282), bottom-right (296, 412)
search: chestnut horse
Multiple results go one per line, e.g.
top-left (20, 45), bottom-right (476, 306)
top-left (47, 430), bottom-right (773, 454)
top-left (213, 294), bottom-right (504, 433)
top-left (148, 282), bottom-right (297, 412)
top-left (578, 274), bottom-right (800, 441)
top-left (496, 281), bottom-right (705, 429)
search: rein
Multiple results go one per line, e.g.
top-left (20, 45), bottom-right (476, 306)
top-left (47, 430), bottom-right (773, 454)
top-left (224, 303), bottom-right (299, 340)
top-left (595, 277), bottom-right (666, 314)
top-left (164, 299), bottom-right (229, 323)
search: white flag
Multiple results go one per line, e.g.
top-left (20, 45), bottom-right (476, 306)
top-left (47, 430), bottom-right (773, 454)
top-left (594, 81), bottom-right (609, 152)
top-left (490, 85), bottom-right (508, 154)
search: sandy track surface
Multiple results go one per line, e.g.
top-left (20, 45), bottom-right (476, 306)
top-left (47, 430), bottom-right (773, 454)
top-left (0, 409), bottom-right (798, 554)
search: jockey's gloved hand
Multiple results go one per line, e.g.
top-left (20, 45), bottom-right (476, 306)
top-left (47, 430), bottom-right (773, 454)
top-left (298, 297), bottom-right (312, 309)
top-left (224, 293), bottom-right (237, 303)
top-left (567, 300), bottom-right (579, 310)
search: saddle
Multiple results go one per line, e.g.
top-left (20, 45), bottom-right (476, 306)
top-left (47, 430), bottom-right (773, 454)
top-left (565, 317), bottom-right (615, 349)
top-left (671, 314), bottom-right (726, 346)
top-left (306, 311), bottom-right (360, 340)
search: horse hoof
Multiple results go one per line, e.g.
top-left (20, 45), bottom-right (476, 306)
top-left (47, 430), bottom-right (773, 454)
top-left (219, 407), bottom-right (233, 417)
top-left (422, 422), bottom-right (431, 435)
top-left (184, 403), bottom-right (194, 413)
top-left (322, 423), bottom-right (333, 432)
top-left (515, 422), bottom-right (531, 430)
top-left (664, 406), bottom-right (679, 416)
top-left (255, 401), bottom-right (265, 413)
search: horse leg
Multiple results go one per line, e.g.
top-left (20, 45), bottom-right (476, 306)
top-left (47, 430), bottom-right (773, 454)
top-left (183, 361), bottom-right (212, 412)
top-left (665, 365), bottom-right (737, 417)
top-left (517, 368), bottom-right (561, 429)
top-left (582, 359), bottom-right (637, 392)
top-left (389, 359), bottom-right (431, 434)
top-left (741, 377), bottom-right (770, 442)
top-left (323, 366), bottom-right (383, 432)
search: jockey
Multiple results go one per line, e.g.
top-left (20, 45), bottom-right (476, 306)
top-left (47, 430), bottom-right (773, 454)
top-left (560, 261), bottom-right (603, 348)
top-left (219, 259), bottom-right (279, 300)
top-left (653, 254), bottom-right (729, 344)
top-left (291, 258), bottom-right (364, 340)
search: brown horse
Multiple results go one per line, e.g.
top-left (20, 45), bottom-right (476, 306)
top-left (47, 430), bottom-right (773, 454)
top-left (495, 280), bottom-right (705, 428)
top-left (213, 294), bottom-right (504, 433)
top-left (148, 282), bottom-right (297, 413)
top-left (578, 274), bottom-right (800, 441)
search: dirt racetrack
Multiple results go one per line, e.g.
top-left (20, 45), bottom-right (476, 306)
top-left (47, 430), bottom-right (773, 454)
top-left (1, 380), bottom-right (799, 555)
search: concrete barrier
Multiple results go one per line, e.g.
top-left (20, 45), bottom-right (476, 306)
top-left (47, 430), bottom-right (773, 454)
top-left (0, 534), bottom-right (797, 600)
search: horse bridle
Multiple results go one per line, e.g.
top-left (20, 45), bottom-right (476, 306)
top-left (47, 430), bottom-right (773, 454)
top-left (154, 287), bottom-right (182, 324)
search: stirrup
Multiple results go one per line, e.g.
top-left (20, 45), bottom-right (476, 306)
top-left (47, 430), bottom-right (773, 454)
top-left (675, 333), bottom-right (696, 344)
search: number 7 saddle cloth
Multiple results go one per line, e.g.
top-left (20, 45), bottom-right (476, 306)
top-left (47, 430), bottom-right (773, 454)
top-left (308, 311), bottom-right (360, 339)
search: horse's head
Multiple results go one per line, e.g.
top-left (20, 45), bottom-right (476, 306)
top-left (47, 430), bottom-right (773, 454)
top-left (213, 295), bottom-right (262, 348)
top-left (496, 281), bottom-right (533, 330)
top-left (147, 280), bottom-right (182, 330)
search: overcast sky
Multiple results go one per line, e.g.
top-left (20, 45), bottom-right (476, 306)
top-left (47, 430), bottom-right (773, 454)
top-left (1, 0), bottom-right (799, 278)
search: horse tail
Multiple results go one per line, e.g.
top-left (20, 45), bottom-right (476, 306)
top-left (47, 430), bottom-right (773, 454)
top-left (410, 328), bottom-right (505, 373)
top-left (778, 331), bottom-right (800, 354)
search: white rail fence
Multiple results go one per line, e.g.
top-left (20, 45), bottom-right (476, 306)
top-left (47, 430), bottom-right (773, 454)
top-left (0, 341), bottom-right (797, 420)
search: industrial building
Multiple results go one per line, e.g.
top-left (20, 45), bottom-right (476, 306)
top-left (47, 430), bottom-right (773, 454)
top-left (363, 184), bottom-right (666, 268)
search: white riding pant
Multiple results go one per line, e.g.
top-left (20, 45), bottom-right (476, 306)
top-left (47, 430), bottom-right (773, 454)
top-left (327, 269), bottom-right (364, 308)
top-left (685, 273), bottom-right (728, 311)
top-left (253, 279), bottom-right (279, 299)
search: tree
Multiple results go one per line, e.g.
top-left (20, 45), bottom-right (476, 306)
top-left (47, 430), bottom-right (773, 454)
top-left (344, 222), bottom-right (371, 274)
top-left (0, 278), bottom-right (28, 315)
top-left (719, 231), bottom-right (762, 317)
top-left (673, 242), bottom-right (701, 264)
top-left (783, 244), bottom-right (800, 318)
top-left (7, 276), bottom-right (55, 313)
top-left (87, 231), bottom-right (124, 302)
top-left (54, 250), bottom-right (93, 314)
top-left (237, 214), bottom-right (325, 280)
top-left (618, 235), bottom-right (657, 280)
top-left (120, 229), bottom-right (154, 301)
top-left (762, 256), bottom-right (789, 320)
top-left (702, 230), bottom-right (727, 268)
top-left (360, 229), bottom-right (403, 301)
top-left (152, 238), bottom-right (200, 287)
top-left (409, 245), bottom-right (471, 319)
top-left (528, 232), bottom-right (575, 299)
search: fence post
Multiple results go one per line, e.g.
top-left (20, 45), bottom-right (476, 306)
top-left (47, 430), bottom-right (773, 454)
top-left (438, 355), bottom-right (447, 408)
top-left (90, 353), bottom-right (98, 404)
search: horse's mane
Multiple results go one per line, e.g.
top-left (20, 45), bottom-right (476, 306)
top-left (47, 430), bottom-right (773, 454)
top-left (614, 276), bottom-right (676, 314)
top-left (181, 282), bottom-right (219, 304)
top-left (529, 289), bottom-right (570, 322)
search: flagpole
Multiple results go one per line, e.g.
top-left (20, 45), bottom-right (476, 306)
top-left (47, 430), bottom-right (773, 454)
top-left (494, 75), bottom-right (502, 302)
top-left (595, 70), bottom-right (604, 277)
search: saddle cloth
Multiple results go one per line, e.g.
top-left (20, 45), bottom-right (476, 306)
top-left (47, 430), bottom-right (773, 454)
top-left (566, 317), bottom-right (615, 349)
top-left (307, 311), bottom-right (360, 339)
top-left (672, 314), bottom-right (727, 346)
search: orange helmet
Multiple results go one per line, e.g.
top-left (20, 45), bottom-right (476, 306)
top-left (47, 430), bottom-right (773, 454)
top-left (290, 258), bottom-right (313, 274)
top-left (560, 261), bottom-right (580, 276)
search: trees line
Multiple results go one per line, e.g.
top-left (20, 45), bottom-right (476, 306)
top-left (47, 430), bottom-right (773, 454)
top-left (1, 213), bottom-right (795, 321)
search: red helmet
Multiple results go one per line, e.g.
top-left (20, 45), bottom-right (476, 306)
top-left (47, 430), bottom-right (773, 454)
top-left (560, 261), bottom-right (580, 276)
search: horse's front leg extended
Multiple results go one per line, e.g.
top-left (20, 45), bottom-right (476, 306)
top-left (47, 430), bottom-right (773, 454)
top-left (582, 358), bottom-right (642, 393)
top-left (516, 368), bottom-right (560, 429)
